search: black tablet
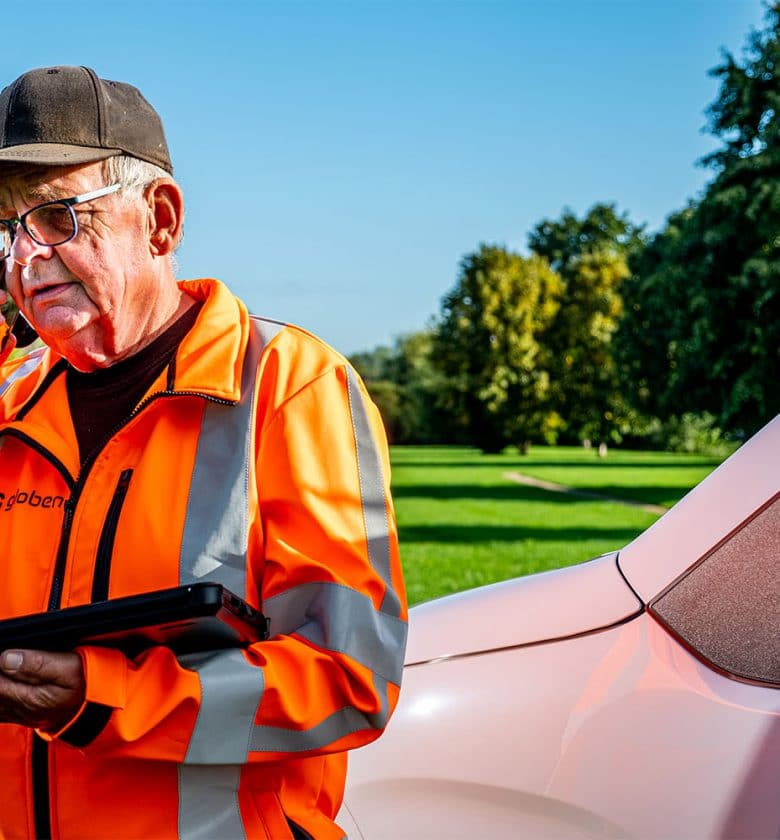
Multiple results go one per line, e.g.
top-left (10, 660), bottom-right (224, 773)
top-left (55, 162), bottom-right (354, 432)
top-left (0, 583), bottom-right (270, 656)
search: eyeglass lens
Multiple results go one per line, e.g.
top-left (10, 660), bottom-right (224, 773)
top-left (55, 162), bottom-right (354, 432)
top-left (0, 203), bottom-right (76, 259)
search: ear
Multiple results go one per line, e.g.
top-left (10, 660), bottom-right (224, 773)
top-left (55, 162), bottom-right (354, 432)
top-left (146, 179), bottom-right (184, 257)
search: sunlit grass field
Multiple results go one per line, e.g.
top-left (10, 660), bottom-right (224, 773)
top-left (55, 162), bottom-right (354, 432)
top-left (391, 445), bottom-right (731, 605)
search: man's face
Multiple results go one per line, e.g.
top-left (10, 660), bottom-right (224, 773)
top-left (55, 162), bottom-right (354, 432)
top-left (0, 161), bottom-right (157, 370)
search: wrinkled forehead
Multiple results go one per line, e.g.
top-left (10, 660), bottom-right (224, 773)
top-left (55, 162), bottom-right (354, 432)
top-left (0, 161), bottom-right (106, 209)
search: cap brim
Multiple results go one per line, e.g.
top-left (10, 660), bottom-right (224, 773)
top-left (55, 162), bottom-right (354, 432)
top-left (0, 143), bottom-right (121, 168)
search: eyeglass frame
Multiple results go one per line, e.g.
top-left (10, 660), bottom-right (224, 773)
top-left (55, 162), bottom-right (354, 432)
top-left (0, 182), bottom-right (122, 259)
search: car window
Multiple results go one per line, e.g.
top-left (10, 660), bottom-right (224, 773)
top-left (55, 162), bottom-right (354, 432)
top-left (649, 493), bottom-right (779, 687)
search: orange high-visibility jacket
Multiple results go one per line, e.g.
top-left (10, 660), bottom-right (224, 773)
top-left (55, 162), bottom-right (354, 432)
top-left (0, 278), bottom-right (407, 840)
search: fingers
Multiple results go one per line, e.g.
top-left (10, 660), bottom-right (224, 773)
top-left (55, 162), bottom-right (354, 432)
top-left (0, 650), bottom-right (86, 731)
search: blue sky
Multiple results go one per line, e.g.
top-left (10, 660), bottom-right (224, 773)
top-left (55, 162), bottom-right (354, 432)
top-left (0, 0), bottom-right (768, 355)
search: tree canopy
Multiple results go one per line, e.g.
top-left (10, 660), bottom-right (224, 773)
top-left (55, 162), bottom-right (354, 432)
top-left (619, 2), bottom-right (780, 435)
top-left (529, 204), bottom-right (642, 443)
top-left (351, 6), bottom-right (778, 451)
top-left (433, 245), bottom-right (563, 452)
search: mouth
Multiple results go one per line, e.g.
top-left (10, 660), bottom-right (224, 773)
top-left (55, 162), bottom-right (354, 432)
top-left (27, 281), bottom-right (76, 302)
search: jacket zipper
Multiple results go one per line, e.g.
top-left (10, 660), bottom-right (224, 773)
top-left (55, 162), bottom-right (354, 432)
top-left (47, 497), bottom-right (75, 611)
top-left (0, 431), bottom-right (75, 840)
top-left (91, 469), bottom-right (133, 602)
top-left (38, 466), bottom-right (76, 839)
top-left (31, 738), bottom-right (51, 840)
top-left (7, 389), bottom-right (235, 839)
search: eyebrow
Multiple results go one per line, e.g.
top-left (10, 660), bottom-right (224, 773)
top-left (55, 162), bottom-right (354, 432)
top-left (0, 176), bottom-right (80, 216)
top-left (0, 183), bottom-right (69, 216)
top-left (25, 184), bottom-right (60, 203)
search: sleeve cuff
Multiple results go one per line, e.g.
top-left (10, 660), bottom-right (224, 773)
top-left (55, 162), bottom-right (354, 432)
top-left (36, 701), bottom-right (114, 747)
top-left (35, 646), bottom-right (128, 747)
top-left (58, 702), bottom-right (114, 747)
top-left (76, 645), bottom-right (128, 708)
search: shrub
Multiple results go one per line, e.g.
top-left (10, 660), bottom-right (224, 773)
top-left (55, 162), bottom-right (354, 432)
top-left (661, 412), bottom-right (732, 456)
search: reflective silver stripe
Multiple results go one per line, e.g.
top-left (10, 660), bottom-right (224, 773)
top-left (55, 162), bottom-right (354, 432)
top-left (174, 325), bottom-right (402, 767)
top-left (175, 318), bottom-right (282, 839)
top-left (264, 581), bottom-right (406, 684)
top-left (179, 319), bottom-right (283, 592)
top-left (0, 350), bottom-right (45, 397)
top-left (345, 367), bottom-right (402, 619)
top-left (177, 650), bottom-right (264, 839)
top-left (178, 765), bottom-right (245, 840)
top-left (252, 317), bottom-right (286, 347)
top-left (180, 649), bottom-right (263, 764)
top-left (250, 673), bottom-right (391, 753)
top-left (373, 673), bottom-right (390, 727)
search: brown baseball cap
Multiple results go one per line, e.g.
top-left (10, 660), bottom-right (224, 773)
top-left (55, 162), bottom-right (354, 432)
top-left (0, 65), bottom-right (172, 173)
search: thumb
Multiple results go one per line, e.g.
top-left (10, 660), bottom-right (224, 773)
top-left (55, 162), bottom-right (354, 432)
top-left (1, 650), bottom-right (23, 673)
top-left (0, 649), bottom-right (82, 687)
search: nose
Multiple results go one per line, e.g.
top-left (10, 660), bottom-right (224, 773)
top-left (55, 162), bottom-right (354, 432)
top-left (9, 224), bottom-right (54, 266)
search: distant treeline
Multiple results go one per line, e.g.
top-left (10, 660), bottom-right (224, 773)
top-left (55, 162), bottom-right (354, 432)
top-left (350, 3), bottom-right (779, 454)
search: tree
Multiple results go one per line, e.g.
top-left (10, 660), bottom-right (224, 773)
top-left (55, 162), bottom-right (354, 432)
top-left (432, 245), bottom-right (563, 452)
top-left (529, 204), bottom-right (643, 443)
top-left (618, 3), bottom-right (780, 436)
top-left (528, 203), bottom-right (644, 275)
top-left (688, 1), bottom-right (780, 433)
top-left (704, 2), bottom-right (780, 171)
top-left (349, 345), bottom-right (397, 383)
top-left (387, 330), bottom-right (451, 444)
top-left (616, 205), bottom-right (704, 421)
top-left (349, 330), bottom-right (449, 444)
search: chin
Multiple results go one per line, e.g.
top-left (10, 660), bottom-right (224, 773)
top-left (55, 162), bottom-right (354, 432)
top-left (35, 323), bottom-right (104, 370)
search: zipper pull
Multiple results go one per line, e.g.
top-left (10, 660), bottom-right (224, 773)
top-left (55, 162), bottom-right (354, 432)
top-left (48, 497), bottom-right (76, 611)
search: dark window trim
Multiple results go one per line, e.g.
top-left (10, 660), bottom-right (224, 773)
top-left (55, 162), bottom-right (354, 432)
top-left (647, 610), bottom-right (779, 690)
top-left (649, 491), bottom-right (779, 606)
top-left (648, 491), bottom-right (780, 689)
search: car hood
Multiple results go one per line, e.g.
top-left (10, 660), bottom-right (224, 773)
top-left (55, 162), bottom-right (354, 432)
top-left (405, 551), bottom-right (643, 665)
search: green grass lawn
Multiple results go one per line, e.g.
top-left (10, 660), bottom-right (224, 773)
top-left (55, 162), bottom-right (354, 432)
top-left (391, 445), bottom-right (730, 605)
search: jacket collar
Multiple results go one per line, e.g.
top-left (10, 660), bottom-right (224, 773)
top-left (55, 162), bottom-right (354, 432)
top-left (166, 278), bottom-right (250, 404)
top-left (1, 278), bottom-right (250, 421)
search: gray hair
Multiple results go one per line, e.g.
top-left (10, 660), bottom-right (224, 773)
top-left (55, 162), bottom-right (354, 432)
top-left (105, 155), bottom-right (171, 191)
top-left (105, 155), bottom-right (182, 270)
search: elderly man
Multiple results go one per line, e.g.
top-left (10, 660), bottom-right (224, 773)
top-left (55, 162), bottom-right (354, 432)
top-left (0, 66), bottom-right (406, 840)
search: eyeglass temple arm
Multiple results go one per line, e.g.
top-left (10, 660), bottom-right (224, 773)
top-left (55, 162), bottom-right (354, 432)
top-left (66, 182), bottom-right (122, 206)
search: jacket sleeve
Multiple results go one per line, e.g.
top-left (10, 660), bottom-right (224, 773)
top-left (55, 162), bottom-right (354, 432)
top-left (49, 362), bottom-right (408, 765)
top-left (244, 362), bottom-right (408, 760)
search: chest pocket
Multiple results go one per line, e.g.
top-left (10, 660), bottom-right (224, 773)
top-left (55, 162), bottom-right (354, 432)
top-left (0, 436), bottom-right (73, 616)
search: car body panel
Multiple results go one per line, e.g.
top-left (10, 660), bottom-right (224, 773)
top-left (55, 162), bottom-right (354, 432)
top-left (335, 803), bottom-right (363, 840)
top-left (618, 414), bottom-right (780, 602)
top-left (406, 552), bottom-right (642, 665)
top-left (343, 614), bottom-right (780, 839)
top-left (341, 416), bottom-right (780, 838)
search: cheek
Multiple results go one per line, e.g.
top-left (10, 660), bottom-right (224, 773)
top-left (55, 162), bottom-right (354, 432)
top-left (56, 247), bottom-right (114, 303)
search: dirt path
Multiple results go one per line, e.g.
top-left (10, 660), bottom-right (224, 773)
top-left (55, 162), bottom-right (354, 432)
top-left (503, 471), bottom-right (668, 516)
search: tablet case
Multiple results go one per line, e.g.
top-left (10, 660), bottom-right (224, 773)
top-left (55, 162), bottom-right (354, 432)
top-left (0, 583), bottom-right (270, 656)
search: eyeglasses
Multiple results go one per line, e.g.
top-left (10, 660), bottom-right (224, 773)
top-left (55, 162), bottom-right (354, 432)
top-left (0, 183), bottom-right (122, 261)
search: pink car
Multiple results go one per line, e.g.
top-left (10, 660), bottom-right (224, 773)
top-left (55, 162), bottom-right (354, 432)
top-left (339, 416), bottom-right (779, 839)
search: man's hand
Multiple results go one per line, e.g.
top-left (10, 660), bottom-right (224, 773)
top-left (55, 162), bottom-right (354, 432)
top-left (0, 649), bottom-right (86, 732)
